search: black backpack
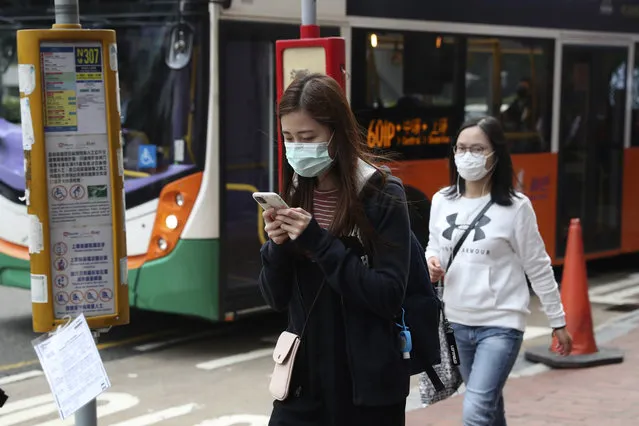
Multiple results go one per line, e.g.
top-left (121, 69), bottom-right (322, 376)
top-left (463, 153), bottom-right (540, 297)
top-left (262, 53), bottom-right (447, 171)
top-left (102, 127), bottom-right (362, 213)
top-left (359, 172), bottom-right (444, 381)
top-left (402, 231), bottom-right (442, 376)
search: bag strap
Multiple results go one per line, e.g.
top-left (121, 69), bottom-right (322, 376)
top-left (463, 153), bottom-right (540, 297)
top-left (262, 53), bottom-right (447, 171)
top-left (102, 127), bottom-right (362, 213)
top-left (445, 199), bottom-right (494, 274)
top-left (293, 267), bottom-right (326, 339)
top-left (424, 364), bottom-right (445, 392)
top-left (437, 199), bottom-right (493, 313)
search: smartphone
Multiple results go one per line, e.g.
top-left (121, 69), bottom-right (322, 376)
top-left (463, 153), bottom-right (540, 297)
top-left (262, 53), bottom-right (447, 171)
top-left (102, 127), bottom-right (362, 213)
top-left (252, 192), bottom-right (289, 211)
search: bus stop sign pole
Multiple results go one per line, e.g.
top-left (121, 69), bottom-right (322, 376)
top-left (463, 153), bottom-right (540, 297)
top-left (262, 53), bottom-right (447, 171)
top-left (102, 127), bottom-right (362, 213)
top-left (56, 6), bottom-right (98, 425)
top-left (54, 0), bottom-right (79, 24)
top-left (275, 0), bottom-right (346, 191)
top-left (301, 0), bottom-right (320, 39)
top-left (17, 0), bottom-right (129, 423)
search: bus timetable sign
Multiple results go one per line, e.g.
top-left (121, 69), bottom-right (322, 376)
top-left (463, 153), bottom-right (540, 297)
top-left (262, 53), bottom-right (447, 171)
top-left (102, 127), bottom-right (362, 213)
top-left (17, 27), bottom-right (129, 333)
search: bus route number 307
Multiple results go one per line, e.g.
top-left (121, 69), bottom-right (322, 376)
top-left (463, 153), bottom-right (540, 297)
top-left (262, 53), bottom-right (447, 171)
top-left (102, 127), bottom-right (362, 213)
top-left (76, 47), bottom-right (101, 65)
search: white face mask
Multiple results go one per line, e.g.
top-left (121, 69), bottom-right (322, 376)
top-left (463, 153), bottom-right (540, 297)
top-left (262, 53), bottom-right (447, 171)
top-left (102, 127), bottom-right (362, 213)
top-left (454, 151), bottom-right (494, 182)
top-left (285, 138), bottom-right (334, 178)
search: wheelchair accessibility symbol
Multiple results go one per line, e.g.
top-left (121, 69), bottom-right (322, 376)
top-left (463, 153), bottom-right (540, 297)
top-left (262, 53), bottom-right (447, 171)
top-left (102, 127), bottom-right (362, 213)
top-left (51, 185), bottom-right (67, 201)
top-left (138, 144), bottom-right (157, 169)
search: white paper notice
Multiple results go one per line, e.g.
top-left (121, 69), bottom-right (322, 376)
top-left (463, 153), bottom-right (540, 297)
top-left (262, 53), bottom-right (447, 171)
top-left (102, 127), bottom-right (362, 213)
top-left (32, 314), bottom-right (111, 420)
top-left (120, 257), bottom-right (128, 286)
top-left (31, 274), bottom-right (48, 304)
top-left (117, 146), bottom-right (124, 177)
top-left (18, 64), bottom-right (36, 95)
top-left (109, 43), bottom-right (118, 71)
top-left (19, 97), bottom-right (35, 150)
top-left (28, 214), bottom-right (44, 254)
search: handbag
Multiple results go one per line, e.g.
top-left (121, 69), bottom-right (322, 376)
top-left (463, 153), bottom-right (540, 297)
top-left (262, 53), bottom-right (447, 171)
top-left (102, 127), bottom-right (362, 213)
top-left (269, 273), bottom-right (325, 401)
top-left (419, 199), bottom-right (494, 406)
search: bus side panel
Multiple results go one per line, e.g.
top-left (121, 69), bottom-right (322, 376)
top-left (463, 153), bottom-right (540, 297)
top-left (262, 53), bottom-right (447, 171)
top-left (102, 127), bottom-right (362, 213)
top-left (395, 159), bottom-right (450, 201)
top-left (622, 148), bottom-right (639, 253)
top-left (391, 153), bottom-right (558, 263)
top-left (133, 238), bottom-right (220, 321)
top-left (0, 251), bottom-right (30, 289)
top-left (511, 153), bottom-right (558, 262)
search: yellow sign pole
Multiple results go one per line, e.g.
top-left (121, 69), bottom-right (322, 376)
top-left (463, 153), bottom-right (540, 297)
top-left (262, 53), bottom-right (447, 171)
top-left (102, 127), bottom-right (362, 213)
top-left (17, 0), bottom-right (128, 421)
top-left (18, 1), bottom-right (128, 334)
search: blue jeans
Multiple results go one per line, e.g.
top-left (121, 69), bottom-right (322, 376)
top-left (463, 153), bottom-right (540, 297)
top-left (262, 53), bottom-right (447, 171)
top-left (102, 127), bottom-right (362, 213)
top-left (451, 323), bottom-right (524, 426)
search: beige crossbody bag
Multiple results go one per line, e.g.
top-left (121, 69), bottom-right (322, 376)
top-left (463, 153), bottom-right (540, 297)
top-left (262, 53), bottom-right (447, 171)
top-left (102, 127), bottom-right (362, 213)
top-left (269, 276), bottom-right (326, 401)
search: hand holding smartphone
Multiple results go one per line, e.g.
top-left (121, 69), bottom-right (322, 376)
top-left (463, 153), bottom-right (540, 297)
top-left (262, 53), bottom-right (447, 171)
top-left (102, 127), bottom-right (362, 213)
top-left (252, 192), bottom-right (289, 211)
top-left (253, 192), bottom-right (290, 244)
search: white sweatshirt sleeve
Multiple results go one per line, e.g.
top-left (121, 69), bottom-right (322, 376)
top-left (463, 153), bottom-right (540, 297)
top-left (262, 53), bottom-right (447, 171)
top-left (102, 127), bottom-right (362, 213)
top-left (512, 197), bottom-right (566, 329)
top-left (425, 192), bottom-right (441, 261)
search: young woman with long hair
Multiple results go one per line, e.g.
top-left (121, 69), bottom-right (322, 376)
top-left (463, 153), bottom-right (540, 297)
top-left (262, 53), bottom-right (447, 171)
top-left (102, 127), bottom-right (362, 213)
top-left (258, 72), bottom-right (411, 426)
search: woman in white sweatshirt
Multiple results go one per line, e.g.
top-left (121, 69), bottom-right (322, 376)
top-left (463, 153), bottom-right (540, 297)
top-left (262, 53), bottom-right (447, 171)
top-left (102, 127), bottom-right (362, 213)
top-left (426, 116), bottom-right (573, 425)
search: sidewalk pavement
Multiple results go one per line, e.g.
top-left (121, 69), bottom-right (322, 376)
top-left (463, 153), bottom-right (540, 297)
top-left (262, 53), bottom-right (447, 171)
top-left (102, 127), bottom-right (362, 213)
top-left (407, 324), bottom-right (639, 426)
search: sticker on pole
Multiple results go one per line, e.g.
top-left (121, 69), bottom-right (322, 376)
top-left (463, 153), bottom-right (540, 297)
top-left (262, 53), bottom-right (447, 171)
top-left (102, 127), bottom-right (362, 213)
top-left (18, 64), bottom-right (36, 95)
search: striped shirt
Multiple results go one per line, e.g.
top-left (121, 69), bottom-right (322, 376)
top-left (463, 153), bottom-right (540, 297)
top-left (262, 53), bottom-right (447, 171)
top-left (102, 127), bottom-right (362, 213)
top-left (313, 188), bottom-right (338, 229)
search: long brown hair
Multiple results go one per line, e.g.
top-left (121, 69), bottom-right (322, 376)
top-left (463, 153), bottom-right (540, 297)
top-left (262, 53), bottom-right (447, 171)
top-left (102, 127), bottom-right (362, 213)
top-left (279, 72), bottom-right (380, 247)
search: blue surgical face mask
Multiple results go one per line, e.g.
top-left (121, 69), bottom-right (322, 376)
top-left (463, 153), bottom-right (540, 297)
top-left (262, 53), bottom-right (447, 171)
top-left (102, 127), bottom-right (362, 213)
top-left (284, 134), bottom-right (334, 178)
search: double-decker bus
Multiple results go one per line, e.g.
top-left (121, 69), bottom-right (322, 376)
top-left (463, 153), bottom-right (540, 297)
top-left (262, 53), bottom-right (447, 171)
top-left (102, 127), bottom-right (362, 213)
top-left (1, 0), bottom-right (639, 322)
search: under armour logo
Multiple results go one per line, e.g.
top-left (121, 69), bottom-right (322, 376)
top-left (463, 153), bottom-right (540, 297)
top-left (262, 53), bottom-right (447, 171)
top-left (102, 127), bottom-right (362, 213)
top-left (442, 213), bottom-right (491, 241)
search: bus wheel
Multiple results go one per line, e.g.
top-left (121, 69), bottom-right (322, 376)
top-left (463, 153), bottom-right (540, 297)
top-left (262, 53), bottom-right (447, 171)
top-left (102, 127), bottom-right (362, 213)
top-left (404, 185), bottom-right (431, 249)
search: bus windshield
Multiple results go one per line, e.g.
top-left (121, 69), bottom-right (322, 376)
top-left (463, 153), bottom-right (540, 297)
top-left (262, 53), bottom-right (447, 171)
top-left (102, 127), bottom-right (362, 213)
top-left (0, 22), bottom-right (201, 200)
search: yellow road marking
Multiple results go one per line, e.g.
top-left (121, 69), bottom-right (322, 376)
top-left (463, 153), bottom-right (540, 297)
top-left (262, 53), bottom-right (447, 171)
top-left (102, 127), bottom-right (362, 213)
top-left (0, 359), bottom-right (39, 372)
top-left (95, 330), bottom-right (176, 350)
top-left (0, 329), bottom-right (177, 373)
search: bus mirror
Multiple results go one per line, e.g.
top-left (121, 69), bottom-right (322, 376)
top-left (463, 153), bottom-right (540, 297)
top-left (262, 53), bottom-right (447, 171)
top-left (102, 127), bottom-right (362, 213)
top-left (165, 22), bottom-right (194, 70)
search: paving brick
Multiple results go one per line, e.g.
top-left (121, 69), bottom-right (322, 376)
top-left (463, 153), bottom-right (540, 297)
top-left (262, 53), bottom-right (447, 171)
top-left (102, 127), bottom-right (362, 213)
top-left (406, 326), bottom-right (639, 425)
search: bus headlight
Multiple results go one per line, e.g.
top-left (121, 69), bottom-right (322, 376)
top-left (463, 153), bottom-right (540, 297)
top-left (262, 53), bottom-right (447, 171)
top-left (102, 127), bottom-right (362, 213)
top-left (165, 214), bottom-right (178, 230)
top-left (175, 193), bottom-right (185, 206)
top-left (157, 237), bottom-right (168, 251)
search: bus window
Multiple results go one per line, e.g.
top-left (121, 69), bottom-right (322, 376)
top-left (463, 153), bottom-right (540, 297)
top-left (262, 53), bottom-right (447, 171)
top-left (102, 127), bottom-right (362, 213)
top-left (351, 30), bottom-right (466, 161)
top-left (117, 25), bottom-right (198, 174)
top-left (466, 37), bottom-right (554, 154)
top-left (0, 22), bottom-right (204, 210)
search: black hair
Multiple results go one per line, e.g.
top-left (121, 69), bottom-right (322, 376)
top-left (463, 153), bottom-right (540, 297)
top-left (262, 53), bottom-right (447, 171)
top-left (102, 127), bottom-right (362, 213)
top-left (444, 116), bottom-right (519, 206)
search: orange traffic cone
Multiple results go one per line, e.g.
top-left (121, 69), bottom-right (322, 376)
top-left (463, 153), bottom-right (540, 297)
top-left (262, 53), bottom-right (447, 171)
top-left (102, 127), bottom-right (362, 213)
top-left (550, 219), bottom-right (598, 355)
top-left (524, 218), bottom-right (624, 368)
